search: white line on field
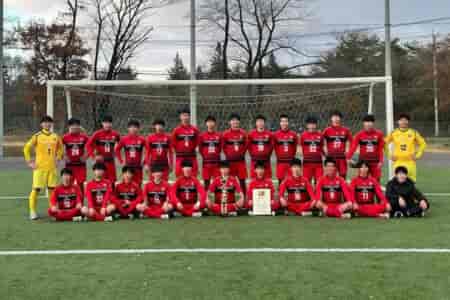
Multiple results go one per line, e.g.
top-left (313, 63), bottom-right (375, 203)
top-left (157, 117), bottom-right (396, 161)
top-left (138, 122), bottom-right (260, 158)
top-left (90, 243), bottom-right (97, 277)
top-left (1, 248), bottom-right (450, 256)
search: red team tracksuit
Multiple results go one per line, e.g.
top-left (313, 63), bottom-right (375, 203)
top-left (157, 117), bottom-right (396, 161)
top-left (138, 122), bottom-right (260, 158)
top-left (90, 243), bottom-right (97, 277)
top-left (246, 178), bottom-right (280, 211)
top-left (273, 129), bottom-right (298, 181)
top-left (85, 179), bottom-right (113, 221)
top-left (248, 129), bottom-right (274, 179)
top-left (62, 132), bottom-right (89, 186)
top-left (172, 125), bottom-right (200, 177)
top-left (322, 126), bottom-right (352, 178)
top-left (86, 129), bottom-right (121, 182)
top-left (112, 181), bottom-right (143, 217)
top-left (316, 175), bottom-right (352, 218)
top-left (208, 176), bottom-right (242, 215)
top-left (347, 129), bottom-right (385, 181)
top-left (199, 131), bottom-right (222, 181)
top-left (171, 176), bottom-right (206, 216)
top-left (146, 133), bottom-right (172, 181)
top-left (300, 130), bottom-right (324, 183)
top-left (48, 184), bottom-right (83, 221)
top-left (222, 128), bottom-right (248, 181)
top-left (350, 176), bottom-right (389, 217)
top-left (142, 180), bottom-right (172, 218)
top-left (115, 134), bottom-right (147, 185)
top-left (279, 176), bottom-right (316, 215)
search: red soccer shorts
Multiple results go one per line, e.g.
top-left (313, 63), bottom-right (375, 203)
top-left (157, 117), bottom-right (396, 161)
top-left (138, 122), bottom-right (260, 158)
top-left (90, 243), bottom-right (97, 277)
top-left (287, 201), bottom-right (315, 215)
top-left (112, 200), bottom-right (141, 218)
top-left (322, 202), bottom-right (352, 218)
top-left (129, 166), bottom-right (143, 186)
top-left (354, 203), bottom-right (387, 217)
top-left (176, 203), bottom-right (204, 217)
top-left (209, 203), bottom-right (238, 215)
top-left (149, 163), bottom-right (170, 181)
top-left (276, 162), bottom-right (292, 181)
top-left (246, 200), bottom-right (280, 211)
top-left (104, 160), bottom-right (117, 182)
top-left (88, 207), bottom-right (108, 221)
top-left (229, 160), bottom-right (247, 180)
top-left (303, 162), bottom-right (323, 183)
top-left (48, 208), bottom-right (81, 221)
top-left (250, 160), bottom-right (272, 179)
top-left (66, 164), bottom-right (87, 186)
top-left (334, 158), bottom-right (348, 179)
top-left (143, 204), bottom-right (168, 218)
top-left (368, 162), bottom-right (382, 182)
top-left (202, 162), bottom-right (220, 180)
top-left (175, 156), bottom-right (198, 178)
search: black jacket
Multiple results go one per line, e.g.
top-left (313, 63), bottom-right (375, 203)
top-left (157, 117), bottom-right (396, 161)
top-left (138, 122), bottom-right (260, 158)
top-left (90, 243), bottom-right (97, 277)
top-left (386, 177), bottom-right (428, 207)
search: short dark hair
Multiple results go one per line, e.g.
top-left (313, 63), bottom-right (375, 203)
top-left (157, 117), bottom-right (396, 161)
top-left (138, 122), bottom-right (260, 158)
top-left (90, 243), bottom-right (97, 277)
top-left (151, 165), bottom-right (164, 173)
top-left (395, 166), bottom-right (408, 175)
top-left (127, 119), bottom-right (140, 128)
top-left (60, 168), bottom-right (73, 176)
top-left (181, 160), bottom-right (193, 168)
top-left (290, 158), bottom-right (302, 167)
top-left (122, 166), bottom-right (134, 174)
top-left (67, 118), bottom-right (81, 126)
top-left (219, 160), bottom-right (230, 168)
top-left (330, 110), bottom-right (343, 119)
top-left (305, 116), bottom-right (318, 124)
top-left (279, 114), bottom-right (289, 120)
top-left (398, 113), bottom-right (410, 121)
top-left (92, 162), bottom-right (106, 171)
top-left (179, 107), bottom-right (190, 115)
top-left (102, 115), bottom-right (113, 123)
top-left (255, 160), bottom-right (266, 169)
top-left (229, 113), bottom-right (241, 121)
top-left (363, 114), bottom-right (376, 122)
top-left (40, 115), bottom-right (54, 123)
top-left (153, 119), bottom-right (166, 127)
top-left (255, 115), bottom-right (266, 122)
top-left (355, 160), bottom-right (370, 169)
top-left (205, 115), bottom-right (216, 123)
top-left (324, 158), bottom-right (337, 166)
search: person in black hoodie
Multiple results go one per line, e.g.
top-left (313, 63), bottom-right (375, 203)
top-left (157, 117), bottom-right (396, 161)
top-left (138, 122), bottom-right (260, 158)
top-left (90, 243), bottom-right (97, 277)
top-left (386, 166), bottom-right (429, 217)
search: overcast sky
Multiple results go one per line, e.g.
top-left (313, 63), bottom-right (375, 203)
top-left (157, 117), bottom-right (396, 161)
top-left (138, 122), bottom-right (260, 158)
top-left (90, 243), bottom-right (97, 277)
top-left (5, 0), bottom-right (450, 78)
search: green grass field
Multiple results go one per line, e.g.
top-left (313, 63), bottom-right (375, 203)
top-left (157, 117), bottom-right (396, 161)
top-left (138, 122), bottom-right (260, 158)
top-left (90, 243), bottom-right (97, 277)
top-left (1, 162), bottom-right (450, 299)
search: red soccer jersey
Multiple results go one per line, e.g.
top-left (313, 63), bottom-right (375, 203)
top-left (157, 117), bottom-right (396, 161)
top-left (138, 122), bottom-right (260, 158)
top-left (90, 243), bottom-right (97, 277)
top-left (322, 125), bottom-right (353, 158)
top-left (248, 129), bottom-right (274, 161)
top-left (316, 175), bottom-right (352, 203)
top-left (50, 184), bottom-right (82, 209)
top-left (86, 129), bottom-right (121, 160)
top-left (247, 178), bottom-right (275, 201)
top-left (143, 180), bottom-right (171, 206)
top-left (171, 124), bottom-right (200, 156)
top-left (347, 129), bottom-right (385, 162)
top-left (300, 131), bottom-right (324, 163)
top-left (350, 176), bottom-right (388, 205)
top-left (199, 131), bottom-right (222, 163)
top-left (145, 132), bottom-right (172, 166)
top-left (279, 176), bottom-right (315, 204)
top-left (113, 181), bottom-right (142, 203)
top-left (85, 179), bottom-right (112, 208)
top-left (222, 128), bottom-right (248, 161)
top-left (62, 132), bottom-right (89, 164)
top-left (208, 176), bottom-right (242, 204)
top-left (115, 134), bottom-right (147, 166)
top-left (171, 176), bottom-right (206, 205)
top-left (273, 129), bottom-right (298, 162)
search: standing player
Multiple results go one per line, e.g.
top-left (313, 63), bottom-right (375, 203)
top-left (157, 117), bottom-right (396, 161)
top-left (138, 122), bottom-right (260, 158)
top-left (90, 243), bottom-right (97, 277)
top-left (322, 111), bottom-right (353, 179)
top-left (24, 116), bottom-right (63, 220)
top-left (145, 119), bottom-right (172, 181)
top-left (248, 115), bottom-right (274, 179)
top-left (207, 160), bottom-right (244, 217)
top-left (111, 167), bottom-right (143, 219)
top-left (171, 160), bottom-right (206, 217)
top-left (199, 116), bottom-right (222, 190)
top-left (273, 115), bottom-right (298, 184)
top-left (385, 113), bottom-right (426, 182)
top-left (315, 159), bottom-right (353, 218)
top-left (246, 161), bottom-right (280, 214)
top-left (115, 120), bottom-right (147, 186)
top-left (300, 117), bottom-right (324, 184)
top-left (48, 168), bottom-right (83, 222)
top-left (138, 166), bottom-right (173, 219)
top-left (347, 115), bottom-right (384, 181)
top-left (62, 118), bottom-right (89, 189)
top-left (222, 113), bottom-right (248, 195)
top-left (279, 159), bottom-right (316, 216)
top-left (349, 161), bottom-right (391, 218)
top-left (86, 115), bottom-right (121, 182)
top-left (171, 108), bottom-right (200, 177)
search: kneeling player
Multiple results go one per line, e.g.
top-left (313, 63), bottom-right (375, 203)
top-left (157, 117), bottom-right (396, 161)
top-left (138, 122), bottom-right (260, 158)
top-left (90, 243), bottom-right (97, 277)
top-left (207, 160), bottom-right (244, 217)
top-left (48, 168), bottom-right (83, 221)
top-left (349, 161), bottom-right (391, 218)
top-left (111, 166), bottom-right (143, 219)
top-left (81, 163), bottom-right (114, 221)
top-left (138, 166), bottom-right (173, 219)
top-left (279, 159), bottom-right (316, 216)
top-left (246, 161), bottom-right (280, 214)
top-left (315, 159), bottom-right (353, 218)
top-left (171, 160), bottom-right (206, 217)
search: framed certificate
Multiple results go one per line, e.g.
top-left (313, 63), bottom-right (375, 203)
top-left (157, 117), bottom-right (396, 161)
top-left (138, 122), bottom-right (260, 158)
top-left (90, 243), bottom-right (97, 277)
top-left (252, 188), bottom-right (272, 215)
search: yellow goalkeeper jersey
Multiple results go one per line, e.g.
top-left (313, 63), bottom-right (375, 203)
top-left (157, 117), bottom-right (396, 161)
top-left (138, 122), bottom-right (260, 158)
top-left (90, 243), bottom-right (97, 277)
top-left (23, 129), bottom-right (63, 171)
top-left (384, 128), bottom-right (426, 161)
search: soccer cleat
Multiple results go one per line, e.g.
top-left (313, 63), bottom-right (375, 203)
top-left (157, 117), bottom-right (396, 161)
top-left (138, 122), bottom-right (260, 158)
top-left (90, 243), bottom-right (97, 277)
top-left (139, 213), bottom-right (145, 219)
top-left (271, 211), bottom-right (276, 216)
top-left (248, 211), bottom-right (254, 216)
top-left (340, 213), bottom-right (352, 219)
top-left (377, 213), bottom-right (390, 219)
top-left (160, 214), bottom-right (170, 220)
top-left (29, 212), bottom-right (39, 221)
top-left (104, 216), bottom-right (114, 222)
top-left (173, 212), bottom-right (182, 218)
top-left (192, 212), bottom-right (202, 218)
top-left (128, 214), bottom-right (135, 220)
top-left (301, 211), bottom-right (313, 217)
top-left (393, 211), bottom-right (404, 218)
top-left (228, 211), bottom-right (238, 217)
top-left (72, 216), bottom-right (83, 222)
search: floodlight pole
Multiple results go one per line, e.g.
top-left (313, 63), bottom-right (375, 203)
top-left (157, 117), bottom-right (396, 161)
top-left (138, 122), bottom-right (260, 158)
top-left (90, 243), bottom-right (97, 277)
top-left (385, 0), bottom-right (394, 179)
top-left (190, 0), bottom-right (197, 126)
top-left (0, 0), bottom-right (4, 158)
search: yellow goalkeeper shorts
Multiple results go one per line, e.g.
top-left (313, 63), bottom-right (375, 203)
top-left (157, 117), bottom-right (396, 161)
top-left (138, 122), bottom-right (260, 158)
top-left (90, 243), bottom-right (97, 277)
top-left (32, 169), bottom-right (58, 190)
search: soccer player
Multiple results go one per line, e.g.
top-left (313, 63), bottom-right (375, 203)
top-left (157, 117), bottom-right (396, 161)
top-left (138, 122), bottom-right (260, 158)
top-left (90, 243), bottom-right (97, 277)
top-left (322, 111), bottom-right (353, 179)
top-left (347, 114), bottom-right (384, 182)
top-left (349, 161), bottom-right (391, 218)
top-left (315, 158), bottom-right (353, 218)
top-left (222, 113), bottom-right (248, 195)
top-left (171, 108), bottom-right (200, 177)
top-left (207, 160), bottom-right (244, 217)
top-left (299, 117), bottom-right (324, 184)
top-left (86, 115), bottom-right (121, 182)
top-left (246, 161), bottom-right (280, 214)
top-left (386, 166), bottom-right (429, 217)
top-left (48, 168), bottom-right (83, 222)
top-left (145, 119), bottom-right (172, 181)
top-left (24, 115), bottom-right (63, 220)
top-left (62, 118), bottom-right (89, 189)
top-left (384, 113), bottom-right (426, 182)
top-left (111, 166), bottom-right (143, 219)
top-left (248, 115), bottom-right (274, 179)
top-left (82, 163), bottom-right (114, 222)
top-left (171, 160), bottom-right (206, 217)
top-left (115, 119), bottom-right (147, 186)
top-left (274, 114), bottom-right (298, 184)
top-left (199, 116), bottom-right (222, 189)
top-left (138, 166), bottom-right (173, 219)
top-left (279, 158), bottom-right (316, 216)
